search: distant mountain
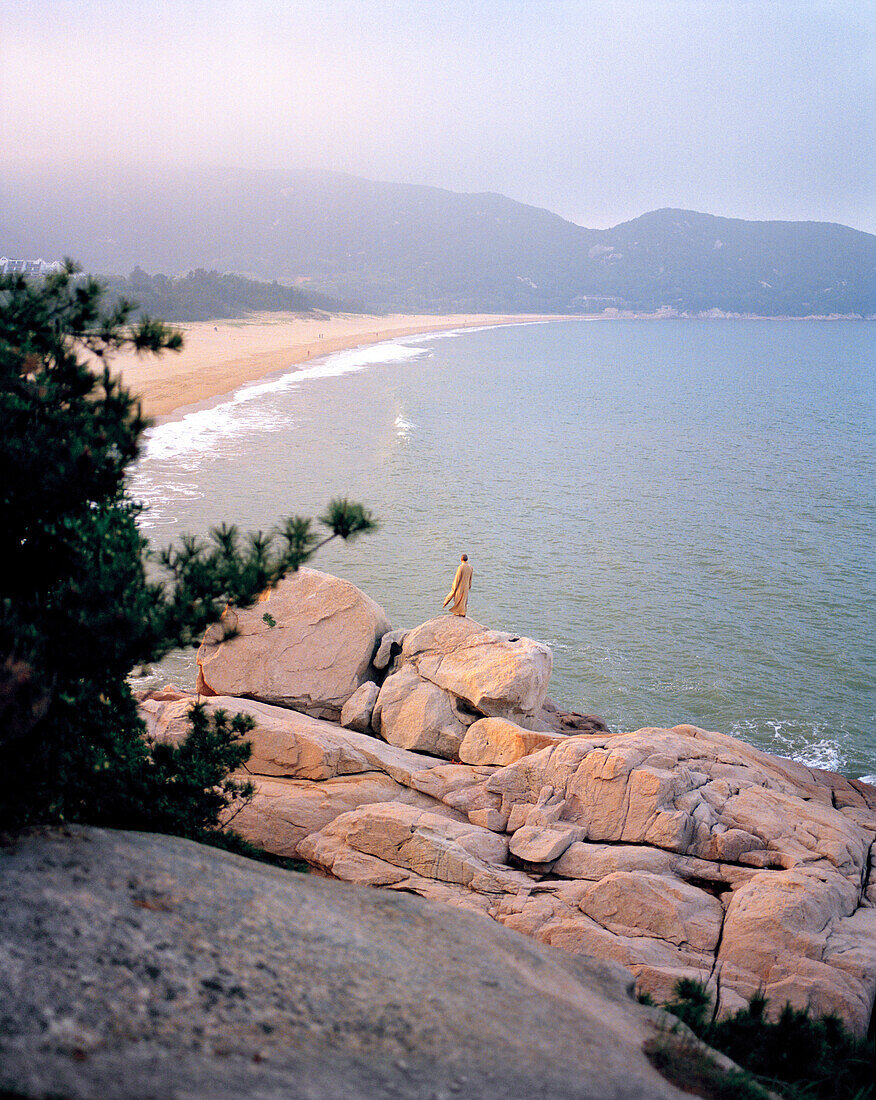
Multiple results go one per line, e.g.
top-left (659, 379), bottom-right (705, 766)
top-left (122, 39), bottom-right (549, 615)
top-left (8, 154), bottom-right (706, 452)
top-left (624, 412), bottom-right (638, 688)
top-left (583, 208), bottom-right (875, 316)
top-left (2, 166), bottom-right (873, 316)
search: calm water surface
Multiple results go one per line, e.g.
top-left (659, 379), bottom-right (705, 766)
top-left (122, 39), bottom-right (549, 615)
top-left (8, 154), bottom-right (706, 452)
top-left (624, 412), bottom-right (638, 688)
top-left (130, 320), bottom-right (875, 780)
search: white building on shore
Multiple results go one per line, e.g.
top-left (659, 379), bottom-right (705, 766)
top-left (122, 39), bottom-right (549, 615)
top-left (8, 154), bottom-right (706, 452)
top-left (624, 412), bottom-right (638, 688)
top-left (0, 257), bottom-right (64, 276)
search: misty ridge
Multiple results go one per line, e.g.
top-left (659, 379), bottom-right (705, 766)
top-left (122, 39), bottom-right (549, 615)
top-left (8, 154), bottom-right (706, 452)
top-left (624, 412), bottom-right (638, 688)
top-left (2, 164), bottom-right (874, 318)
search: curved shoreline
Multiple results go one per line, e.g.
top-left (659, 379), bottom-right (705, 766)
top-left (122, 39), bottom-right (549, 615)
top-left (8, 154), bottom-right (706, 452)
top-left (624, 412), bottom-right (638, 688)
top-left (109, 312), bottom-right (581, 419)
top-left (108, 311), bottom-right (869, 420)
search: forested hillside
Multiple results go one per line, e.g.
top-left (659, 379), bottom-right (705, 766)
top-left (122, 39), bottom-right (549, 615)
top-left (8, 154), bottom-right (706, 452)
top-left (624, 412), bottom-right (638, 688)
top-left (102, 267), bottom-right (360, 321)
top-left (3, 166), bottom-right (873, 315)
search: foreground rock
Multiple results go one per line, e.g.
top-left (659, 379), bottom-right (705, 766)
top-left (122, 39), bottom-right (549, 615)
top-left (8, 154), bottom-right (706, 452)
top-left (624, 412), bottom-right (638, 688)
top-left (0, 827), bottom-right (696, 1100)
top-left (196, 568), bottom-right (390, 720)
top-left (141, 692), bottom-right (876, 1037)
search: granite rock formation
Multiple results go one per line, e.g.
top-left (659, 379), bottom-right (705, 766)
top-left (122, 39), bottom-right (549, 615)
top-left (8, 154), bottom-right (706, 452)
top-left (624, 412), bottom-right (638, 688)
top-left (0, 827), bottom-right (702, 1099)
top-left (143, 571), bottom-right (876, 1037)
top-left (195, 568), bottom-right (390, 720)
top-left (371, 616), bottom-right (555, 757)
top-left (142, 693), bottom-right (876, 1037)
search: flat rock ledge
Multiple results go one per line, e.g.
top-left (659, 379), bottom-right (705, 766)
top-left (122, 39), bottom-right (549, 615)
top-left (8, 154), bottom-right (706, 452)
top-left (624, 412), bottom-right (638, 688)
top-left (1, 826), bottom-right (700, 1100)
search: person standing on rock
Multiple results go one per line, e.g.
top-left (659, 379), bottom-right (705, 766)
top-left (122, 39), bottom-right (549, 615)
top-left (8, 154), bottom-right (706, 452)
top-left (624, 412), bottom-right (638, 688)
top-left (443, 554), bottom-right (473, 617)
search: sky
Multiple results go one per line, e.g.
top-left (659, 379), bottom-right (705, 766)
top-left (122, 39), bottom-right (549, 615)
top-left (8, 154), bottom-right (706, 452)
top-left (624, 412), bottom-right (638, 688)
top-left (1, 0), bottom-right (873, 231)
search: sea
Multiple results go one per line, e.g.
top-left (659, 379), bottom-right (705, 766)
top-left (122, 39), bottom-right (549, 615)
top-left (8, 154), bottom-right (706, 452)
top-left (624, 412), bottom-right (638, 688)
top-left (129, 319), bottom-right (876, 783)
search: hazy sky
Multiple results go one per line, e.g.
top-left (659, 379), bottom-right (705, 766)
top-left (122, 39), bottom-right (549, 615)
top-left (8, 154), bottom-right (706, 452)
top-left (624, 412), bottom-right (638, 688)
top-left (2, 0), bottom-right (873, 230)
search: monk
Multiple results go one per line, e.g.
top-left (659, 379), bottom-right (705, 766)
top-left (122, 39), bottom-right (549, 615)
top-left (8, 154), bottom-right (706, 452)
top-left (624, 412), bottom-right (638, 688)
top-left (443, 554), bottom-right (473, 617)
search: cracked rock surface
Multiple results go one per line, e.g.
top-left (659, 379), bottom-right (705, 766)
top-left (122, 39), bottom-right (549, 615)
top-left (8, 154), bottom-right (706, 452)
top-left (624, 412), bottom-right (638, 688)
top-left (143, 694), bottom-right (876, 1037)
top-left (151, 573), bottom-right (876, 1038)
top-left (196, 568), bottom-right (391, 720)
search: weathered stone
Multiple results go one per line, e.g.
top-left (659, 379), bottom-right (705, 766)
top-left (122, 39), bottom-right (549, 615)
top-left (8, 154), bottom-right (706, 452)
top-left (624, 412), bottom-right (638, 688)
top-left (510, 823), bottom-right (583, 863)
top-left (402, 616), bottom-right (552, 720)
top-left (293, 719), bottom-right (876, 1034)
top-left (144, 694), bottom-right (443, 786)
top-left (339, 680), bottom-right (380, 733)
top-left (717, 783), bottom-right (868, 879)
top-left (229, 773), bottom-right (413, 858)
top-left (486, 725), bottom-right (874, 881)
top-left (408, 762), bottom-right (495, 802)
top-left (230, 702), bottom-right (368, 780)
top-left (372, 664), bottom-right (469, 757)
top-left (578, 872), bottom-right (724, 954)
top-left (468, 806), bottom-right (511, 832)
top-left (372, 627), bottom-right (408, 670)
top-left (459, 716), bottom-right (563, 766)
top-left (142, 582), bottom-right (876, 1042)
top-left (553, 842), bottom-right (677, 880)
top-left (196, 568), bottom-right (390, 720)
top-left (299, 803), bottom-right (512, 889)
top-left (0, 827), bottom-right (698, 1100)
top-left (535, 920), bottom-right (715, 987)
top-left (364, 616), bottom-right (558, 762)
top-left (823, 906), bottom-right (876, 1015)
top-left (506, 785), bottom-right (582, 862)
top-left (718, 866), bottom-right (874, 1027)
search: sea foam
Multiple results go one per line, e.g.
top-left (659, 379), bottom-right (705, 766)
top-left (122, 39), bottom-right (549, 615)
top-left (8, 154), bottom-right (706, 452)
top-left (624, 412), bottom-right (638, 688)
top-left (140, 340), bottom-right (429, 463)
top-left (414, 320), bottom-right (554, 344)
top-left (731, 718), bottom-right (846, 774)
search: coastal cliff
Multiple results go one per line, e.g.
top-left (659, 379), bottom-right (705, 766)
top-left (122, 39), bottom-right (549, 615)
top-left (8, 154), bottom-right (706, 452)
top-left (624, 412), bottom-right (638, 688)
top-left (143, 568), bottom-right (876, 1037)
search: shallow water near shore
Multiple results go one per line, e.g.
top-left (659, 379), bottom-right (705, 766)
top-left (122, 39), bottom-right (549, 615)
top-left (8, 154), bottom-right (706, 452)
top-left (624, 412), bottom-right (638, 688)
top-left (130, 319), bottom-right (875, 781)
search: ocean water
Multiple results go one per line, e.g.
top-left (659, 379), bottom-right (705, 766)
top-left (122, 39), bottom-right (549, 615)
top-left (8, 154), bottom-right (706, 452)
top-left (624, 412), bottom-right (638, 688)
top-left (129, 319), bottom-right (876, 781)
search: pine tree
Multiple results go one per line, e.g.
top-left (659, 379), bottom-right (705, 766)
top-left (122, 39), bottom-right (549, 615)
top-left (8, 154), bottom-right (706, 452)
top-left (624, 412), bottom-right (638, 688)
top-left (0, 263), bottom-right (376, 833)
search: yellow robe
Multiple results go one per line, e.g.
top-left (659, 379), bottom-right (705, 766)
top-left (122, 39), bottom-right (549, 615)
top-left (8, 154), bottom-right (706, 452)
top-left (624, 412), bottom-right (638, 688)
top-left (443, 560), bottom-right (473, 616)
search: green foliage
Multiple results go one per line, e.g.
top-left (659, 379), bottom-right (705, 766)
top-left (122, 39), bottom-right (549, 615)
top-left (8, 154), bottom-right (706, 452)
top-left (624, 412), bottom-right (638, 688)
top-left (103, 267), bottom-right (359, 322)
top-left (141, 704), bottom-right (255, 837)
top-left (0, 264), bottom-right (376, 834)
top-left (644, 1033), bottom-right (771, 1100)
top-left (318, 498), bottom-right (376, 542)
top-left (654, 979), bottom-right (874, 1100)
top-left (663, 976), bottom-right (713, 1032)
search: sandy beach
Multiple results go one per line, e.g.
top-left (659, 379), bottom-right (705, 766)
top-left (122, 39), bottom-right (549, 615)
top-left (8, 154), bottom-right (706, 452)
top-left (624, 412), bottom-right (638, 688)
top-left (105, 312), bottom-right (566, 419)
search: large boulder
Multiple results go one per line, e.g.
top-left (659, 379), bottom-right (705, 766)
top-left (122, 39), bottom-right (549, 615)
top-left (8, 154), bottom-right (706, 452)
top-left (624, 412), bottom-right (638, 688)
top-left (374, 616), bottom-right (553, 757)
top-left (371, 664), bottom-right (471, 757)
top-left (196, 568), bottom-right (391, 720)
top-left (459, 716), bottom-right (563, 766)
top-left (0, 827), bottom-right (702, 1100)
top-left (402, 616), bottom-right (553, 719)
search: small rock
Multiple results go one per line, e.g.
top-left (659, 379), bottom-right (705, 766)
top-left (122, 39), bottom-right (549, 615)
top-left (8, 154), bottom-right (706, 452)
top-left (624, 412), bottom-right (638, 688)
top-left (340, 681), bottom-right (380, 733)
